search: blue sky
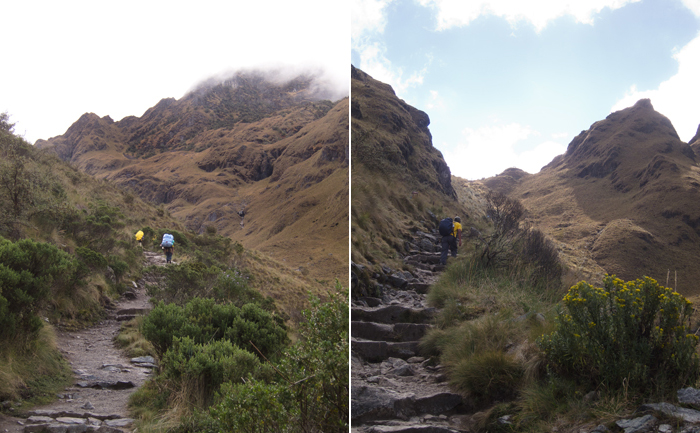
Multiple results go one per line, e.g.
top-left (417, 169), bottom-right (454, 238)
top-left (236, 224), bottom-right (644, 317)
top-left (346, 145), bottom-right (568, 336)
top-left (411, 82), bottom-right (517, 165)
top-left (352, 0), bottom-right (700, 179)
top-left (0, 0), bottom-right (349, 145)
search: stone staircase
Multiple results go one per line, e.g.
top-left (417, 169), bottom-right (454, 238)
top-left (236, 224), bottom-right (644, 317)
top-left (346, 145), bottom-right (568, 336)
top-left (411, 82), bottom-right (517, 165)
top-left (351, 231), bottom-right (470, 432)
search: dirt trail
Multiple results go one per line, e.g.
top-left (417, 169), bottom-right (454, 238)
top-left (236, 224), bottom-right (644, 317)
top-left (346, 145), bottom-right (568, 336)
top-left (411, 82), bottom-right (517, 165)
top-left (0, 250), bottom-right (166, 433)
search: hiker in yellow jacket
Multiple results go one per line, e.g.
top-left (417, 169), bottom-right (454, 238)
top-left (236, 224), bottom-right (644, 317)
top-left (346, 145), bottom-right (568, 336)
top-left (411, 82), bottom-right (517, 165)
top-left (440, 216), bottom-right (462, 265)
top-left (135, 230), bottom-right (144, 247)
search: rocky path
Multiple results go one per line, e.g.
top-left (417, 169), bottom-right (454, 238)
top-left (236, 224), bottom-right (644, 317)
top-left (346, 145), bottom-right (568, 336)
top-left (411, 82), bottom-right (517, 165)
top-left (351, 231), bottom-right (470, 433)
top-left (0, 251), bottom-right (164, 433)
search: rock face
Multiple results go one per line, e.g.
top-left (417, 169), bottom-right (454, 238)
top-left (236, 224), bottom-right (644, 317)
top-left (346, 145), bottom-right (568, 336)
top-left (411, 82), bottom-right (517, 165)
top-left (351, 66), bottom-right (455, 199)
top-left (351, 67), bottom-right (468, 290)
top-left (488, 99), bottom-right (700, 292)
top-left (35, 70), bottom-right (349, 283)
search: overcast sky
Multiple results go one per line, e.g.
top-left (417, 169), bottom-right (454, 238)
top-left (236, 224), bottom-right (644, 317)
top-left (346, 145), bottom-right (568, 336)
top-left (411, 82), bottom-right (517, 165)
top-left (1, 0), bottom-right (349, 144)
top-left (352, 0), bottom-right (700, 180)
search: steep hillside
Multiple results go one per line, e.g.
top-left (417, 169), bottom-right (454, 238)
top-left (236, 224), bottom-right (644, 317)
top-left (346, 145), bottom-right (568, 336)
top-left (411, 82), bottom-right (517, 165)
top-left (489, 99), bottom-right (700, 294)
top-left (36, 70), bottom-right (348, 284)
top-left (351, 66), bottom-right (473, 277)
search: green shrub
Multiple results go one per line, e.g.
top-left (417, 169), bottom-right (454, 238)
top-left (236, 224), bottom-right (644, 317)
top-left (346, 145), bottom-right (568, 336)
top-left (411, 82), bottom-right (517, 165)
top-left (213, 269), bottom-right (255, 302)
top-left (208, 285), bottom-right (349, 433)
top-left (75, 247), bottom-right (108, 269)
top-left (0, 237), bottom-right (77, 340)
top-left (522, 228), bottom-right (562, 287)
top-left (107, 256), bottom-right (129, 282)
top-left (140, 226), bottom-right (156, 245)
top-left (210, 381), bottom-right (291, 433)
top-left (538, 275), bottom-right (700, 396)
top-left (142, 298), bottom-right (288, 359)
top-left (161, 337), bottom-right (261, 406)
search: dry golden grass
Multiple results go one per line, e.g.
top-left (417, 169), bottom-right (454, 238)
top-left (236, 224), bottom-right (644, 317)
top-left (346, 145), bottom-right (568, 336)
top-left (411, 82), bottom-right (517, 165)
top-left (39, 96), bottom-right (349, 288)
top-left (483, 100), bottom-right (700, 295)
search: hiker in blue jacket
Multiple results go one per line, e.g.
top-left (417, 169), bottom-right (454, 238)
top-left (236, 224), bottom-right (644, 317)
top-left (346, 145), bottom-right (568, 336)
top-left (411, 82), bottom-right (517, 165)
top-left (161, 233), bottom-right (175, 264)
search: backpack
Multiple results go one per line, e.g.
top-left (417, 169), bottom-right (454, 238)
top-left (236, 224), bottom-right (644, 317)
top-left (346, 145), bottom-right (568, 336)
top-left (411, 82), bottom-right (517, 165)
top-left (161, 233), bottom-right (174, 248)
top-left (438, 218), bottom-right (454, 236)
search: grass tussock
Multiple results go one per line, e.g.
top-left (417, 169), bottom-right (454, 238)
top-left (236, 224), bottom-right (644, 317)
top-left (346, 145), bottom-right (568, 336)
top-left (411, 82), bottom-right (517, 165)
top-left (427, 253), bottom-right (563, 328)
top-left (114, 316), bottom-right (155, 358)
top-left (0, 326), bottom-right (72, 406)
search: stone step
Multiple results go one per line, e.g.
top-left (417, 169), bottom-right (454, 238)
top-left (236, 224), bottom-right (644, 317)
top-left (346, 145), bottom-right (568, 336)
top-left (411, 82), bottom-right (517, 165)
top-left (114, 307), bottom-right (151, 316)
top-left (355, 297), bottom-right (384, 308)
top-left (22, 410), bottom-right (133, 433)
top-left (352, 322), bottom-right (432, 342)
top-left (28, 410), bottom-right (122, 420)
top-left (351, 385), bottom-right (464, 424)
top-left (365, 424), bottom-right (463, 433)
top-left (351, 339), bottom-right (420, 362)
top-left (404, 254), bottom-right (442, 265)
top-left (407, 262), bottom-right (435, 272)
top-left (352, 305), bottom-right (436, 325)
top-left (406, 282), bottom-right (431, 294)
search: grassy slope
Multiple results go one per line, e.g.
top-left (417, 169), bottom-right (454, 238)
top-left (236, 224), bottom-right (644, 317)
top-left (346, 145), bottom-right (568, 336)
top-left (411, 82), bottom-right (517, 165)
top-left (0, 124), bottom-right (339, 405)
top-left (37, 79), bottom-right (349, 288)
top-left (491, 100), bottom-right (700, 295)
top-left (351, 66), bottom-right (470, 271)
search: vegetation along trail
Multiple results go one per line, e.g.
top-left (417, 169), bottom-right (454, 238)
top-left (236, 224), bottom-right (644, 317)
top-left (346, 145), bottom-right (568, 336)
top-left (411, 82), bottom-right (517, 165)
top-left (0, 251), bottom-right (164, 433)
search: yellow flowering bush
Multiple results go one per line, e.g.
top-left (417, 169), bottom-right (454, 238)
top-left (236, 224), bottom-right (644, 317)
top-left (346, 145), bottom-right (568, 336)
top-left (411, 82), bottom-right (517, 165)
top-left (538, 275), bottom-right (699, 394)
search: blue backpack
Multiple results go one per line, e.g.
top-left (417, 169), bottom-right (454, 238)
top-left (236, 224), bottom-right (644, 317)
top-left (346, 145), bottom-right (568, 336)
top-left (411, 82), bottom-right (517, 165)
top-left (161, 233), bottom-right (174, 248)
top-left (438, 218), bottom-right (454, 236)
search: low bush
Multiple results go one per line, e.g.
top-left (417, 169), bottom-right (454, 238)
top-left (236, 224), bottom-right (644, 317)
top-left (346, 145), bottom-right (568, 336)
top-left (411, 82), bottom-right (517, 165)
top-left (450, 349), bottom-right (523, 405)
top-left (107, 256), bottom-right (129, 282)
top-left (142, 298), bottom-right (288, 360)
top-left (205, 285), bottom-right (349, 433)
top-left (75, 247), bottom-right (108, 270)
top-left (157, 262), bottom-right (221, 303)
top-left (161, 337), bottom-right (264, 407)
top-left (0, 237), bottom-right (77, 341)
top-left (522, 228), bottom-right (562, 287)
top-left (538, 275), bottom-right (700, 396)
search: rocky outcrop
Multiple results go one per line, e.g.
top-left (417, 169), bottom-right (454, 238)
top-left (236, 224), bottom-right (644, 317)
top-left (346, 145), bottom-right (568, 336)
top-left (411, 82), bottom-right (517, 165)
top-left (351, 66), bottom-right (455, 199)
top-left (689, 123), bottom-right (700, 150)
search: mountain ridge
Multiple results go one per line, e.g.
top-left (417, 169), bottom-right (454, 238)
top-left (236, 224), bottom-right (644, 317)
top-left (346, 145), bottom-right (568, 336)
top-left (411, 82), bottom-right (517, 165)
top-left (36, 70), bottom-right (349, 284)
top-left (485, 99), bottom-right (700, 293)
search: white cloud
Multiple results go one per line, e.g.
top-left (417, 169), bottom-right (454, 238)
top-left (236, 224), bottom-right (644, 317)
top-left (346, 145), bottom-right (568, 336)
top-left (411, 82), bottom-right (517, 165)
top-left (442, 123), bottom-right (565, 179)
top-left (417, 0), bottom-right (640, 32)
top-left (1, 0), bottom-right (349, 143)
top-left (426, 90), bottom-right (445, 110)
top-left (355, 41), bottom-right (427, 94)
top-left (681, 0), bottom-right (700, 17)
top-left (352, 0), bottom-right (395, 42)
top-left (552, 132), bottom-right (570, 140)
top-left (611, 32), bottom-right (700, 142)
top-left (352, 0), bottom-right (428, 96)
top-left (519, 141), bottom-right (568, 173)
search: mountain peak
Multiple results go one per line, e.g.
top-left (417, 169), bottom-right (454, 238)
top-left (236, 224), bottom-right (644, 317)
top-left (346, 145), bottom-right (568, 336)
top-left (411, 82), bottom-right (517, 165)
top-left (632, 98), bottom-right (653, 110)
